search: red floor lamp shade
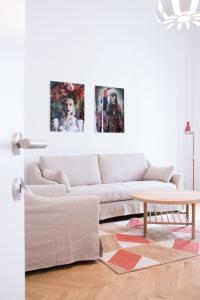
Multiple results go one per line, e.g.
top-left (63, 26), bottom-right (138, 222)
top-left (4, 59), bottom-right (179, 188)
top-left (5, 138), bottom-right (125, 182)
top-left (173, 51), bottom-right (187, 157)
top-left (184, 121), bottom-right (195, 190)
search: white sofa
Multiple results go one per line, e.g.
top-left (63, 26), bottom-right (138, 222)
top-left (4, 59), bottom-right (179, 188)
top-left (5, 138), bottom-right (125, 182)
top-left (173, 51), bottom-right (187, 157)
top-left (27, 153), bottom-right (184, 220)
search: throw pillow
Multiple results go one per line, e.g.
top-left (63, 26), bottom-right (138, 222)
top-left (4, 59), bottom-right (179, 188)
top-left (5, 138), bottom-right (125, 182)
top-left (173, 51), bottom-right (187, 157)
top-left (42, 169), bottom-right (70, 192)
top-left (143, 163), bottom-right (174, 183)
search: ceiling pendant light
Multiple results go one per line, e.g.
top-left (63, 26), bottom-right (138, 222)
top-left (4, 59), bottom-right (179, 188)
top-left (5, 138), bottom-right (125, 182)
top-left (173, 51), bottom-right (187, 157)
top-left (156, 0), bottom-right (200, 30)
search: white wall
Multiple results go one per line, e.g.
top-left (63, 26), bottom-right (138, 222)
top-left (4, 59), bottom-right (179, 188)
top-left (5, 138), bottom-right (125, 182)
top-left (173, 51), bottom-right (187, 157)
top-left (25, 0), bottom-right (197, 188)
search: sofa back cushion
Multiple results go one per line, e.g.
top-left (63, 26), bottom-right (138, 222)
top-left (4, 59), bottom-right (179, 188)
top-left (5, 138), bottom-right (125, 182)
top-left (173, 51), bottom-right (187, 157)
top-left (40, 154), bottom-right (101, 186)
top-left (98, 153), bottom-right (148, 183)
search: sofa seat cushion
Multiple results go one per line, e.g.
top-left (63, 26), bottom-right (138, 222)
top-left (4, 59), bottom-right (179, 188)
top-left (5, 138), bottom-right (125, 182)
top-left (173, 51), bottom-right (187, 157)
top-left (68, 181), bottom-right (176, 203)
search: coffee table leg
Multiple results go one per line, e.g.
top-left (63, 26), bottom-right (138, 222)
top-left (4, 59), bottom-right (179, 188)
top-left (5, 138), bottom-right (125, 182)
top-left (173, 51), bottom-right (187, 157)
top-left (192, 204), bottom-right (196, 239)
top-left (144, 202), bottom-right (147, 237)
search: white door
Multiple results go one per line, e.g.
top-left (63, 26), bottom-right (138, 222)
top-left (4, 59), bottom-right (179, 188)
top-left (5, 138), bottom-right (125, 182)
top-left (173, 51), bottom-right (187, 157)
top-left (0, 1), bottom-right (25, 299)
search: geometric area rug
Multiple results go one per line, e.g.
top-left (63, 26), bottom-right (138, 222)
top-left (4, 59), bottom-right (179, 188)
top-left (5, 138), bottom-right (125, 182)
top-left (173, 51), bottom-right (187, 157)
top-left (99, 216), bottom-right (200, 274)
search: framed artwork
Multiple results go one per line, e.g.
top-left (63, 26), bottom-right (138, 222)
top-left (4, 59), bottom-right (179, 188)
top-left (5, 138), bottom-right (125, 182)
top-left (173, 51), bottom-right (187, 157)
top-left (95, 86), bottom-right (124, 133)
top-left (50, 81), bottom-right (84, 132)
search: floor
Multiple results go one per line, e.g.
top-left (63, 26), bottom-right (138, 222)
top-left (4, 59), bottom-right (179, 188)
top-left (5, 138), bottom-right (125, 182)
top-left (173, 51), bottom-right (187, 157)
top-left (26, 205), bottom-right (200, 300)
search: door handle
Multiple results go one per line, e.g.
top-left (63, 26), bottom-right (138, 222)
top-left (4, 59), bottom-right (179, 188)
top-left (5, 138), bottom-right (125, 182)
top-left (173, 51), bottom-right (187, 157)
top-left (12, 132), bottom-right (48, 155)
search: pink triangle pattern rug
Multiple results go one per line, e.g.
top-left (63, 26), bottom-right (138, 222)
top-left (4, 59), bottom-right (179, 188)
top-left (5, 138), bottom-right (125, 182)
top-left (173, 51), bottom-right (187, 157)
top-left (99, 216), bottom-right (200, 274)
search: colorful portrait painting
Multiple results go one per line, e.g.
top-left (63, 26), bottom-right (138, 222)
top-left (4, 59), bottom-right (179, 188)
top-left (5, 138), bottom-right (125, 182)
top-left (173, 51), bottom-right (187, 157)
top-left (95, 86), bottom-right (124, 133)
top-left (50, 81), bottom-right (84, 132)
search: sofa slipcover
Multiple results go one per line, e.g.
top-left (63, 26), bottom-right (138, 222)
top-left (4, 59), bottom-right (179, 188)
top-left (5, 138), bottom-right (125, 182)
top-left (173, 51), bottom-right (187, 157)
top-left (25, 191), bottom-right (100, 271)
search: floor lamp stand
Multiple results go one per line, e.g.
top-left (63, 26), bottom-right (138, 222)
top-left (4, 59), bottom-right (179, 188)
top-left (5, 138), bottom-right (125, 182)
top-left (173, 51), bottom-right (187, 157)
top-left (184, 121), bottom-right (195, 191)
top-left (192, 132), bottom-right (195, 191)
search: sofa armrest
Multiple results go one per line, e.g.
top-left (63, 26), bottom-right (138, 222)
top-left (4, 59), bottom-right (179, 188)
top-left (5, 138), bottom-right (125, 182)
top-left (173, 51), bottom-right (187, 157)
top-left (26, 184), bottom-right (67, 197)
top-left (27, 162), bottom-right (57, 185)
top-left (25, 191), bottom-right (100, 271)
top-left (25, 192), bottom-right (99, 222)
top-left (170, 173), bottom-right (184, 189)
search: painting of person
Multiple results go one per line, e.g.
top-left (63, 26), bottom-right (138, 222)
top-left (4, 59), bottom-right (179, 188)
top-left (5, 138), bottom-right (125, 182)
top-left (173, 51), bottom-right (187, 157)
top-left (95, 86), bottom-right (124, 133)
top-left (50, 81), bottom-right (84, 132)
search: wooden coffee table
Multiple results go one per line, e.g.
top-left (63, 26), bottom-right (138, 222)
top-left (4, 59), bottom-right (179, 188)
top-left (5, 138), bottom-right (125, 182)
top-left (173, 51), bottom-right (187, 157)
top-left (132, 190), bottom-right (200, 239)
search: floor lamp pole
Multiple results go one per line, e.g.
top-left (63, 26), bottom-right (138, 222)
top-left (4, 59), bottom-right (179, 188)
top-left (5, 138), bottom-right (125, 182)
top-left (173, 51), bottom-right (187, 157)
top-left (184, 121), bottom-right (195, 191)
top-left (192, 132), bottom-right (195, 191)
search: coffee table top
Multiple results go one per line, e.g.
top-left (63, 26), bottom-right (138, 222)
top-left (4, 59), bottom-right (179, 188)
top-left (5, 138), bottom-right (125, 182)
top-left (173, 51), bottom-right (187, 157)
top-left (132, 190), bottom-right (200, 205)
